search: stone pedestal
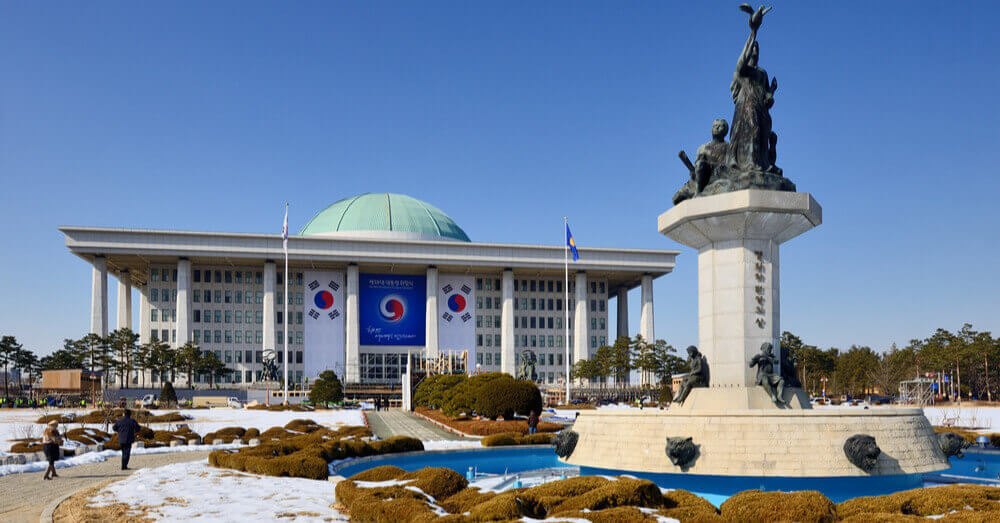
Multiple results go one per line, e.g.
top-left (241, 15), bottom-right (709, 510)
top-left (658, 189), bottom-right (821, 395)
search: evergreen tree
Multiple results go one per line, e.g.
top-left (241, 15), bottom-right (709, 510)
top-left (160, 381), bottom-right (177, 405)
top-left (308, 370), bottom-right (344, 405)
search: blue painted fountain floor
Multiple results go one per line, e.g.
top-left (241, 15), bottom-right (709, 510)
top-left (333, 447), bottom-right (1000, 506)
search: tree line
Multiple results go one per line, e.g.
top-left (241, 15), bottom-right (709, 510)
top-left (0, 328), bottom-right (233, 397)
top-left (570, 324), bottom-right (1000, 401)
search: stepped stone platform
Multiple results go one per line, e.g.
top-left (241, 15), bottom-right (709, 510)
top-left (563, 390), bottom-right (950, 478)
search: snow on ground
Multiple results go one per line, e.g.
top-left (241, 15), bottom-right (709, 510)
top-left (0, 407), bottom-right (365, 454)
top-left (88, 460), bottom-right (346, 522)
top-left (422, 439), bottom-right (481, 451)
top-left (923, 406), bottom-right (1000, 432)
top-left (0, 441), bottom-right (242, 477)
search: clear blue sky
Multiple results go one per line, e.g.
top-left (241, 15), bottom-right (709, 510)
top-left (2, 1), bottom-right (997, 357)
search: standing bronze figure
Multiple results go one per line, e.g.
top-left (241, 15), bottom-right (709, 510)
top-left (672, 4), bottom-right (795, 205)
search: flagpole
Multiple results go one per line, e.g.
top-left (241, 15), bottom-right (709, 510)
top-left (283, 203), bottom-right (289, 405)
top-left (564, 217), bottom-right (571, 405)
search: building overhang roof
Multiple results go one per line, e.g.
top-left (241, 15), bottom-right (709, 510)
top-left (60, 226), bottom-right (678, 293)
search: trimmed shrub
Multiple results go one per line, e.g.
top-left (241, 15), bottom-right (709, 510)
top-left (932, 426), bottom-right (978, 443)
top-left (65, 428), bottom-right (112, 446)
top-left (836, 484), bottom-right (1000, 519)
top-left (474, 374), bottom-right (542, 420)
top-left (989, 433), bottom-right (1000, 449)
top-left (10, 440), bottom-right (44, 453)
top-left (150, 412), bottom-right (190, 423)
top-left (160, 381), bottom-right (177, 405)
top-left (659, 384), bottom-right (673, 404)
top-left (547, 478), bottom-right (663, 516)
top-left (203, 426), bottom-right (246, 444)
top-left (369, 436), bottom-right (424, 455)
top-left (720, 490), bottom-right (836, 523)
top-left (284, 419), bottom-right (322, 433)
top-left (439, 487), bottom-right (500, 514)
top-left (309, 370), bottom-right (344, 404)
top-left (481, 431), bottom-right (554, 447)
top-left (660, 489), bottom-right (722, 520)
top-left (414, 374), bottom-right (467, 410)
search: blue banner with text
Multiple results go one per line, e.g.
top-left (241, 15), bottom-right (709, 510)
top-left (359, 273), bottom-right (426, 346)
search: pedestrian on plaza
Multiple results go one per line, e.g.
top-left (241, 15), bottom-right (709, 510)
top-left (112, 409), bottom-right (141, 470)
top-left (527, 410), bottom-right (539, 435)
top-left (42, 420), bottom-right (62, 480)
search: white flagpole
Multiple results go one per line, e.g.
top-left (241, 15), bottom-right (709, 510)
top-left (564, 218), bottom-right (571, 405)
top-left (283, 203), bottom-right (289, 405)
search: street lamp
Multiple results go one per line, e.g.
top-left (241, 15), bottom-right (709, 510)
top-left (820, 377), bottom-right (829, 400)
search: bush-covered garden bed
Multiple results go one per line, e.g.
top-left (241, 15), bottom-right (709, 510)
top-left (334, 470), bottom-right (1000, 522)
top-left (36, 409), bottom-right (191, 425)
top-left (480, 431), bottom-right (555, 447)
top-left (416, 407), bottom-right (562, 436)
top-left (209, 423), bottom-right (423, 480)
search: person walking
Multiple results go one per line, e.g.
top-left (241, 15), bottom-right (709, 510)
top-left (527, 410), bottom-right (539, 435)
top-left (42, 420), bottom-right (62, 480)
top-left (112, 409), bottom-right (141, 470)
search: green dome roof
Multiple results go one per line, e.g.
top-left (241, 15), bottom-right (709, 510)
top-left (299, 193), bottom-right (471, 242)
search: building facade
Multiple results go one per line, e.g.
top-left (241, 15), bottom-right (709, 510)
top-left (62, 193), bottom-right (677, 388)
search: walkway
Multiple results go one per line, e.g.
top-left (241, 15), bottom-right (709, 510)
top-left (0, 450), bottom-right (212, 523)
top-left (366, 410), bottom-right (465, 441)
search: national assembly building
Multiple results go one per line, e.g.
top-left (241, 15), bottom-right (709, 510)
top-left (61, 192), bottom-right (677, 389)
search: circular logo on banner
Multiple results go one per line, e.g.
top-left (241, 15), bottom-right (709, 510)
top-left (447, 294), bottom-right (466, 313)
top-left (314, 290), bottom-right (334, 310)
top-left (379, 294), bottom-right (406, 323)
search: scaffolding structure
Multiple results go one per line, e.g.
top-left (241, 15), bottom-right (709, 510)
top-left (898, 378), bottom-right (936, 406)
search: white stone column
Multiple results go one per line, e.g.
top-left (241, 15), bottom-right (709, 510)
top-left (90, 256), bottom-right (108, 336)
top-left (658, 190), bottom-right (821, 391)
top-left (640, 275), bottom-right (654, 343)
top-left (263, 261), bottom-right (276, 356)
top-left (117, 271), bottom-right (132, 331)
top-left (573, 272), bottom-right (588, 365)
top-left (175, 259), bottom-right (191, 346)
top-left (425, 266), bottom-right (439, 358)
top-left (500, 269), bottom-right (515, 375)
top-left (139, 283), bottom-right (150, 344)
top-left (616, 287), bottom-right (628, 339)
top-left (345, 264), bottom-right (360, 383)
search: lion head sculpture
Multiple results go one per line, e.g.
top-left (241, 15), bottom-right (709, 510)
top-left (665, 436), bottom-right (698, 468)
top-left (844, 434), bottom-right (881, 472)
top-left (938, 432), bottom-right (971, 459)
top-left (554, 430), bottom-right (579, 459)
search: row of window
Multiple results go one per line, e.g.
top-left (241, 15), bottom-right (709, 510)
top-left (192, 329), bottom-right (303, 345)
top-left (190, 269), bottom-right (304, 285)
top-left (474, 315), bottom-right (606, 331)
top-left (149, 288), bottom-right (304, 306)
top-left (475, 278), bottom-right (607, 295)
top-left (475, 351), bottom-right (566, 367)
top-left (151, 370), bottom-right (306, 385)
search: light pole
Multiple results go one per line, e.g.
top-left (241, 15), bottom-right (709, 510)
top-left (820, 377), bottom-right (828, 401)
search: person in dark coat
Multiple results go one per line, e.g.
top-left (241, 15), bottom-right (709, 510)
top-left (42, 420), bottom-right (62, 480)
top-left (113, 409), bottom-right (141, 470)
top-left (527, 410), bottom-right (540, 435)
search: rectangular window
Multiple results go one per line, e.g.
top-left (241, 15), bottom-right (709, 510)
top-left (530, 280), bottom-right (536, 292)
top-left (255, 292), bottom-right (263, 304)
top-left (530, 299), bottom-right (536, 310)
top-left (161, 329), bottom-right (169, 342)
top-left (245, 350), bottom-right (252, 362)
top-left (476, 297), bottom-right (483, 309)
top-left (547, 317), bottom-right (554, 329)
top-left (204, 290), bottom-right (211, 303)
top-left (235, 311), bottom-right (241, 324)
top-left (494, 315), bottom-right (500, 327)
top-left (193, 310), bottom-right (201, 323)
top-left (277, 292), bottom-right (283, 305)
top-left (277, 311), bottom-right (283, 325)
top-left (245, 330), bottom-right (252, 344)
top-left (599, 318), bottom-right (605, 330)
top-left (193, 270), bottom-right (201, 283)
top-left (225, 290), bottom-right (232, 303)
top-left (556, 317), bottom-right (562, 329)
top-left (225, 270), bottom-right (232, 283)
top-left (193, 330), bottom-right (201, 343)
top-left (296, 312), bottom-right (303, 324)
top-left (558, 353), bottom-right (564, 365)
top-left (224, 311), bottom-right (231, 324)
top-left (255, 311), bottom-right (263, 324)
top-left (255, 272), bottom-right (262, 284)
top-left (214, 310), bottom-right (222, 323)
top-left (477, 353), bottom-right (483, 365)
top-left (477, 334), bottom-right (483, 346)
top-left (476, 315), bottom-right (482, 328)
top-left (484, 278), bottom-right (492, 291)
top-left (495, 334), bottom-right (501, 346)
top-left (214, 331), bottom-right (222, 343)
top-left (485, 335), bottom-right (492, 347)
top-left (296, 351), bottom-right (303, 364)
top-left (296, 292), bottom-right (302, 305)
top-left (214, 290), bottom-right (221, 303)
top-left (530, 336), bottom-right (537, 347)
top-left (295, 331), bottom-right (303, 344)
top-left (548, 353), bottom-right (554, 366)
top-left (245, 310), bottom-right (253, 323)
top-left (235, 271), bottom-right (242, 284)
top-left (484, 315), bottom-right (492, 328)
top-left (599, 282), bottom-right (605, 294)
top-left (296, 273), bottom-right (303, 285)
top-left (150, 289), bottom-right (158, 302)
top-left (235, 331), bottom-right (242, 344)
top-left (600, 336), bottom-right (606, 346)
top-left (204, 329), bottom-right (211, 341)
top-left (476, 278), bottom-right (483, 290)
top-left (556, 335), bottom-right (563, 348)
top-left (548, 281), bottom-right (554, 293)
top-left (591, 336), bottom-right (597, 348)
top-left (225, 331), bottom-right (233, 343)
top-left (151, 309), bottom-right (157, 322)
top-left (599, 301), bottom-right (605, 312)
top-left (591, 282), bottom-right (597, 293)
top-left (590, 300), bottom-right (596, 312)
top-left (591, 318), bottom-right (597, 329)
top-left (530, 317), bottom-right (536, 329)
top-left (193, 291), bottom-right (200, 303)
top-left (151, 268), bottom-right (160, 282)
top-left (245, 292), bottom-right (252, 304)
top-left (538, 299), bottom-right (544, 311)
top-left (256, 331), bottom-right (263, 343)
top-left (522, 335), bottom-right (527, 347)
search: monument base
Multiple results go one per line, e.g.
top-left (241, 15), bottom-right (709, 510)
top-left (563, 407), bottom-right (948, 478)
top-left (672, 386), bottom-right (811, 411)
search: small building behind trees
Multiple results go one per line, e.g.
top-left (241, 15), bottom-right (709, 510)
top-left (41, 369), bottom-right (101, 394)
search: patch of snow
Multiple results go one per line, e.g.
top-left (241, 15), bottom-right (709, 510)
top-left (0, 442), bottom-right (242, 477)
top-left (638, 507), bottom-right (681, 523)
top-left (89, 459), bottom-right (345, 521)
top-left (355, 478), bottom-right (414, 488)
top-left (422, 440), bottom-right (481, 450)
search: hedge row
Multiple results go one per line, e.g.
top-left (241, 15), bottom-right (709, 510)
top-left (208, 424), bottom-right (421, 480)
top-left (414, 372), bottom-right (542, 420)
top-left (481, 431), bottom-right (555, 447)
top-left (36, 409), bottom-right (190, 425)
top-left (334, 472), bottom-right (1000, 522)
top-left (933, 426), bottom-right (1000, 447)
top-left (416, 406), bottom-right (562, 436)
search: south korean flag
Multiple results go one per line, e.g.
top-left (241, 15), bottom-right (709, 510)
top-left (437, 274), bottom-right (476, 371)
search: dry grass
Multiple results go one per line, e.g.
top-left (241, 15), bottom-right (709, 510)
top-left (53, 483), bottom-right (154, 523)
top-left (416, 407), bottom-right (562, 436)
top-left (719, 489), bottom-right (836, 522)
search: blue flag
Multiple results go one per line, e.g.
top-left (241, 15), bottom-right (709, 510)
top-left (566, 223), bottom-right (579, 261)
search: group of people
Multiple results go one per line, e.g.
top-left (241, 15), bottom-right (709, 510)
top-left (373, 396), bottom-right (388, 411)
top-left (40, 409), bottom-right (142, 480)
